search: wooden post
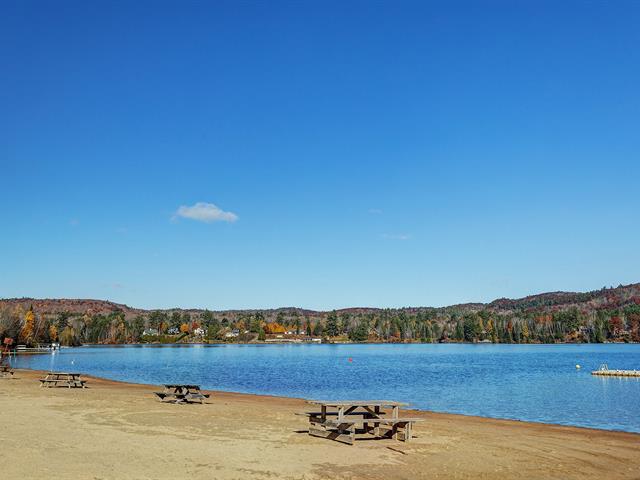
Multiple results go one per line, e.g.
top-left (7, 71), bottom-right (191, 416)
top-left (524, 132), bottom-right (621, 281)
top-left (405, 421), bottom-right (413, 442)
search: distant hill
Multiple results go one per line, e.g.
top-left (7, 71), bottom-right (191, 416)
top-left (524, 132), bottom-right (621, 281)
top-left (486, 283), bottom-right (640, 312)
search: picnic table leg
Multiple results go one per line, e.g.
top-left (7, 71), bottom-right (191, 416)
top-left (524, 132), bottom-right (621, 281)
top-left (374, 406), bottom-right (381, 436)
top-left (338, 406), bottom-right (344, 421)
top-left (404, 421), bottom-right (413, 442)
top-left (391, 423), bottom-right (399, 440)
top-left (321, 405), bottom-right (326, 423)
top-left (392, 406), bottom-right (398, 419)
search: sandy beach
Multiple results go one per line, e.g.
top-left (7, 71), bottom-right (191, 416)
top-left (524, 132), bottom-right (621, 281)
top-left (0, 369), bottom-right (638, 480)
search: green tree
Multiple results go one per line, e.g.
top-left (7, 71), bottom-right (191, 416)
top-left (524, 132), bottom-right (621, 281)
top-left (312, 321), bottom-right (324, 336)
top-left (294, 314), bottom-right (301, 335)
top-left (325, 311), bottom-right (339, 337)
top-left (130, 315), bottom-right (145, 342)
top-left (454, 321), bottom-right (464, 341)
top-left (305, 318), bottom-right (312, 336)
top-left (463, 316), bottom-right (478, 342)
top-left (170, 311), bottom-right (182, 329)
top-left (250, 312), bottom-right (263, 333)
top-left (348, 321), bottom-right (369, 342)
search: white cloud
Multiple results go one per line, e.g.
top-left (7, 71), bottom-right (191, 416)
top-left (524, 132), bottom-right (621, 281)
top-left (368, 208), bottom-right (383, 214)
top-left (381, 233), bottom-right (411, 240)
top-left (174, 202), bottom-right (238, 223)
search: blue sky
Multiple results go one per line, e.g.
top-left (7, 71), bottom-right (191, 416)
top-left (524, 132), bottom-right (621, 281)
top-left (1, 1), bottom-right (639, 310)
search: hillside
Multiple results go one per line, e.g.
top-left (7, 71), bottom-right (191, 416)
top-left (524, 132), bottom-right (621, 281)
top-left (2, 283), bottom-right (640, 318)
top-left (1, 283), bottom-right (639, 345)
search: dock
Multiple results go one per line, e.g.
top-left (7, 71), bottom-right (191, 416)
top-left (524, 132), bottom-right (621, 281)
top-left (591, 364), bottom-right (640, 377)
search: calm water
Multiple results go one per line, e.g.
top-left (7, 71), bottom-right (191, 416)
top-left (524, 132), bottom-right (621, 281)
top-left (11, 343), bottom-right (640, 433)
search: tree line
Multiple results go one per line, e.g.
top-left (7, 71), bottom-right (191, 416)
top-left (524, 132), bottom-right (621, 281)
top-left (1, 302), bottom-right (639, 346)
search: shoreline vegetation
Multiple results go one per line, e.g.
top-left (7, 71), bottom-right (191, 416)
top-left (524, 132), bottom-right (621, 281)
top-left (2, 368), bottom-right (639, 479)
top-left (2, 283), bottom-right (640, 348)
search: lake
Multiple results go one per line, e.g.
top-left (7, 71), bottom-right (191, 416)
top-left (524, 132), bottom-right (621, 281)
top-left (11, 343), bottom-right (640, 433)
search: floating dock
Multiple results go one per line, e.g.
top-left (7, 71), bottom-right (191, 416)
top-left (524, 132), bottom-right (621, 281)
top-left (591, 364), bottom-right (640, 377)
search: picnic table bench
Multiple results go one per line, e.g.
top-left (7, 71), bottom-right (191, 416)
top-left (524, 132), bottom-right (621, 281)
top-left (154, 384), bottom-right (210, 404)
top-left (0, 364), bottom-right (14, 378)
top-left (39, 372), bottom-right (86, 388)
top-left (303, 400), bottom-right (422, 445)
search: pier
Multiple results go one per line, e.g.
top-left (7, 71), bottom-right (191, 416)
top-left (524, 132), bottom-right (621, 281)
top-left (591, 364), bottom-right (640, 377)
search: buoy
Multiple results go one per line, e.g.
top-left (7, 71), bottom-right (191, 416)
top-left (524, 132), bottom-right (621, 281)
top-left (348, 357), bottom-right (353, 363)
top-left (575, 364), bottom-right (581, 369)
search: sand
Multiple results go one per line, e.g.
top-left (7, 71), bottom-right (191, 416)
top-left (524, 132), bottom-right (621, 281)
top-left (0, 369), bottom-right (638, 480)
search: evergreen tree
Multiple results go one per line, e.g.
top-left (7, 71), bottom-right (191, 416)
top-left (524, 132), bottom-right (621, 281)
top-left (305, 317), bottom-right (312, 336)
top-left (454, 321), bottom-right (464, 341)
top-left (312, 321), bottom-right (324, 336)
top-left (325, 311), bottom-right (339, 337)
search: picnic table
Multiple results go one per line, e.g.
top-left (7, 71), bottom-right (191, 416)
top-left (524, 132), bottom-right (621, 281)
top-left (154, 384), bottom-right (210, 404)
top-left (39, 372), bottom-right (86, 388)
top-left (0, 364), bottom-right (14, 378)
top-left (303, 400), bottom-right (422, 445)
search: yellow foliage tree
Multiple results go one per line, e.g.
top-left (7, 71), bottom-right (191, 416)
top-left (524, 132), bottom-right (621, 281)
top-left (522, 321), bottom-right (530, 342)
top-left (49, 325), bottom-right (58, 342)
top-left (20, 308), bottom-right (35, 345)
top-left (486, 319), bottom-right (497, 343)
top-left (179, 323), bottom-right (190, 334)
top-left (264, 323), bottom-right (286, 334)
top-left (60, 326), bottom-right (75, 346)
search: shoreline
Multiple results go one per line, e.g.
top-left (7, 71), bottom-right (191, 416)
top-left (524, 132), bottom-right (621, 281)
top-left (12, 365), bottom-right (640, 436)
top-left (63, 340), bottom-right (640, 346)
top-left (2, 368), bottom-right (639, 479)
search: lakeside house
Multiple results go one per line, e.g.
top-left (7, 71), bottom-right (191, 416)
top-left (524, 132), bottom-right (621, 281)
top-left (193, 327), bottom-right (205, 337)
top-left (225, 329), bottom-right (240, 338)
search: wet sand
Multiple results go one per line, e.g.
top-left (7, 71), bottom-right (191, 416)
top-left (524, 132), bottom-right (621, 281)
top-left (0, 369), bottom-right (638, 479)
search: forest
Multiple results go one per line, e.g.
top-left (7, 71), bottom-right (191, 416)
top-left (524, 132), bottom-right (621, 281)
top-left (1, 284), bottom-right (640, 347)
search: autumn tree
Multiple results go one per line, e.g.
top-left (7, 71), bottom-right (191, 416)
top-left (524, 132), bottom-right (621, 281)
top-left (486, 319), bottom-right (496, 343)
top-left (60, 325), bottom-right (77, 346)
top-left (522, 321), bottom-right (530, 343)
top-left (19, 307), bottom-right (35, 345)
top-left (49, 325), bottom-right (58, 342)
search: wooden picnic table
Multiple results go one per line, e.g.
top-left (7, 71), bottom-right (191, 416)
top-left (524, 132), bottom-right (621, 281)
top-left (0, 364), bottom-right (14, 378)
top-left (154, 384), bottom-right (210, 404)
top-left (303, 400), bottom-right (421, 445)
top-left (39, 372), bottom-right (86, 388)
